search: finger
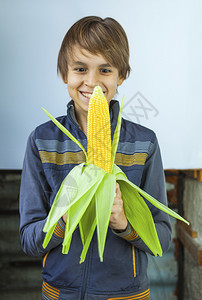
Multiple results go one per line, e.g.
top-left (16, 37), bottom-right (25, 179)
top-left (111, 205), bottom-right (123, 214)
top-left (113, 198), bottom-right (123, 206)
top-left (111, 201), bottom-right (124, 216)
top-left (116, 182), bottom-right (121, 197)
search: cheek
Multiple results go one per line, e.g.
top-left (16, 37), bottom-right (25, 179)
top-left (67, 80), bottom-right (81, 96)
top-left (108, 84), bottom-right (117, 97)
top-left (67, 81), bottom-right (76, 98)
top-left (67, 71), bottom-right (81, 87)
top-left (67, 78), bottom-right (77, 88)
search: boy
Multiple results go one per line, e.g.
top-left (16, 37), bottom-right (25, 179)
top-left (19, 16), bottom-right (172, 300)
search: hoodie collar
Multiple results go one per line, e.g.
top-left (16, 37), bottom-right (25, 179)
top-left (66, 100), bottom-right (120, 133)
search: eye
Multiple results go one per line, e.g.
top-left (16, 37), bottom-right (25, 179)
top-left (75, 67), bottom-right (86, 72)
top-left (100, 68), bottom-right (111, 74)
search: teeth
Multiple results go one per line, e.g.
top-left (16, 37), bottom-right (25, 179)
top-left (82, 92), bottom-right (92, 99)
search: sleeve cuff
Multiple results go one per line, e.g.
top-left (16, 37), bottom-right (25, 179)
top-left (112, 222), bottom-right (139, 241)
top-left (53, 218), bottom-right (65, 239)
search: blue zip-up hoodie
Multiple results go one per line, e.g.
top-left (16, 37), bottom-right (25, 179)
top-left (19, 100), bottom-right (171, 300)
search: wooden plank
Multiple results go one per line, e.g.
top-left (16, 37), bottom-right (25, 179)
top-left (180, 169), bottom-right (202, 182)
top-left (0, 170), bottom-right (43, 297)
top-left (164, 169), bottom-right (179, 175)
top-left (165, 172), bottom-right (179, 206)
top-left (177, 222), bottom-right (202, 266)
top-left (0, 260), bottom-right (42, 290)
top-left (1, 253), bottom-right (41, 265)
top-left (0, 288), bottom-right (42, 300)
top-left (178, 220), bottom-right (197, 238)
top-left (0, 213), bottom-right (42, 261)
top-left (0, 173), bottom-right (21, 211)
top-left (165, 169), bottom-right (202, 182)
top-left (0, 214), bottom-right (24, 255)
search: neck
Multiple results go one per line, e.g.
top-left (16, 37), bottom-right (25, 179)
top-left (75, 110), bottom-right (88, 136)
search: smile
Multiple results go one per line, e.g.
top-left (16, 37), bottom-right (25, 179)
top-left (80, 92), bottom-right (92, 99)
top-left (80, 90), bottom-right (106, 100)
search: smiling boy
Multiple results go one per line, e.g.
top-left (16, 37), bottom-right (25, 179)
top-left (65, 47), bottom-right (124, 135)
top-left (20, 16), bottom-right (171, 300)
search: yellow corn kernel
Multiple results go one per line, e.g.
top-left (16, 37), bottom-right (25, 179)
top-left (87, 86), bottom-right (111, 173)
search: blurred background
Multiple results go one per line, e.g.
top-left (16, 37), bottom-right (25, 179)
top-left (0, 0), bottom-right (202, 299)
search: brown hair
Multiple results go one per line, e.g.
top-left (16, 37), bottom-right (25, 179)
top-left (57, 16), bottom-right (131, 82)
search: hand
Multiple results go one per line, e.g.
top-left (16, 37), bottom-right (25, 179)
top-left (109, 182), bottom-right (128, 231)
top-left (62, 213), bottom-right (67, 224)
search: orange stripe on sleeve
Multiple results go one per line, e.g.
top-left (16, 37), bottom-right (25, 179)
top-left (42, 251), bottom-right (49, 268)
top-left (53, 218), bottom-right (65, 238)
top-left (108, 288), bottom-right (150, 299)
top-left (132, 245), bottom-right (136, 277)
top-left (115, 223), bottom-right (139, 241)
top-left (42, 281), bottom-right (60, 300)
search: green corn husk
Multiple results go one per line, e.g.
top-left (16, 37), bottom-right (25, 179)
top-left (42, 88), bottom-right (189, 263)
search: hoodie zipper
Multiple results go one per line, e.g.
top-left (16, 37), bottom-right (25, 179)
top-left (80, 246), bottom-right (92, 300)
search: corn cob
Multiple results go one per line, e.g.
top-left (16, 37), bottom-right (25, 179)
top-left (87, 86), bottom-right (111, 173)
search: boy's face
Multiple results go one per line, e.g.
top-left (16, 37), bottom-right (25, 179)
top-left (66, 45), bottom-right (124, 116)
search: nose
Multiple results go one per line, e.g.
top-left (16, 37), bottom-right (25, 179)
top-left (84, 70), bottom-right (100, 88)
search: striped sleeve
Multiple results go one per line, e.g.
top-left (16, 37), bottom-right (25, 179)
top-left (112, 222), bottom-right (139, 241)
top-left (53, 218), bottom-right (65, 239)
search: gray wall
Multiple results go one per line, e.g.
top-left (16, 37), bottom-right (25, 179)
top-left (183, 178), bottom-right (202, 300)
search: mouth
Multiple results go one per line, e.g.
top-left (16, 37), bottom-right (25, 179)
top-left (80, 90), bottom-right (106, 100)
top-left (80, 92), bottom-right (93, 99)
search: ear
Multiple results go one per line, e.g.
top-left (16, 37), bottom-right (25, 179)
top-left (63, 75), bottom-right (68, 84)
top-left (59, 71), bottom-right (68, 84)
top-left (117, 77), bottom-right (125, 86)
